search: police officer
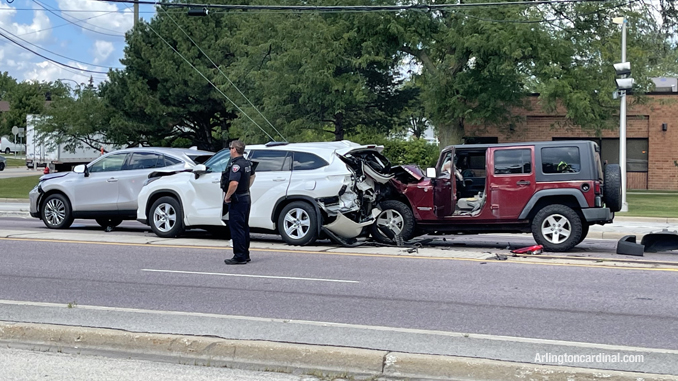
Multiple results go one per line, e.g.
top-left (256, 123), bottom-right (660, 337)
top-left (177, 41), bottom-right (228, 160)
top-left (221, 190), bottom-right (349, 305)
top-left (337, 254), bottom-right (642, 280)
top-left (222, 140), bottom-right (255, 265)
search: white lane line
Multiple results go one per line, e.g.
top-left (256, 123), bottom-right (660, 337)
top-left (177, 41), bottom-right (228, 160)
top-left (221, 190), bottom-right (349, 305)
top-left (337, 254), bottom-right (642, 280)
top-left (0, 299), bottom-right (676, 355)
top-left (141, 269), bottom-right (359, 283)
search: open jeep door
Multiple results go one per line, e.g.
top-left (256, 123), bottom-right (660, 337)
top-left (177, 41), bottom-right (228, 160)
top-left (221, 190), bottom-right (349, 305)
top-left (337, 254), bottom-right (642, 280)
top-left (433, 147), bottom-right (456, 218)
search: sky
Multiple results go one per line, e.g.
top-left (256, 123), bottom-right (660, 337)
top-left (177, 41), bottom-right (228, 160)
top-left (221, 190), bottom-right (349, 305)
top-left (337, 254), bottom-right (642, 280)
top-left (0, 0), bottom-right (155, 86)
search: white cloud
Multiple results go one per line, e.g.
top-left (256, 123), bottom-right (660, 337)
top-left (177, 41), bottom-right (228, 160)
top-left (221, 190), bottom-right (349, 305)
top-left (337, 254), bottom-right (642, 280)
top-left (56, 0), bottom-right (133, 37)
top-left (92, 40), bottom-right (114, 64)
top-left (23, 60), bottom-right (98, 85)
top-left (0, 4), bottom-right (52, 43)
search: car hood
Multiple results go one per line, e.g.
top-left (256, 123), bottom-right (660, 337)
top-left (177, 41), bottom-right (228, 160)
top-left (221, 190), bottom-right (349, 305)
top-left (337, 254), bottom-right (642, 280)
top-left (39, 172), bottom-right (71, 182)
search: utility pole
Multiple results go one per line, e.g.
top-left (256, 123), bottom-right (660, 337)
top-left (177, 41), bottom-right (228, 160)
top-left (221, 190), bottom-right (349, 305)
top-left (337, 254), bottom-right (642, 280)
top-left (613, 16), bottom-right (630, 212)
top-left (134, 1), bottom-right (139, 27)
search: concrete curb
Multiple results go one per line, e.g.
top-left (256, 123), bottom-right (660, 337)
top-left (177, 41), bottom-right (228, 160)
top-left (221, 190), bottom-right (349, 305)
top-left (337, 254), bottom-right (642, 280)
top-left (0, 321), bottom-right (675, 381)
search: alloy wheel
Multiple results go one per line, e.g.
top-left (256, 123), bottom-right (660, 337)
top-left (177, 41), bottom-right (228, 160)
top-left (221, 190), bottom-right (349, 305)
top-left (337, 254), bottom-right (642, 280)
top-left (44, 198), bottom-right (67, 227)
top-left (283, 207), bottom-right (311, 239)
top-left (376, 209), bottom-right (404, 236)
top-left (153, 202), bottom-right (177, 233)
top-left (540, 213), bottom-right (571, 244)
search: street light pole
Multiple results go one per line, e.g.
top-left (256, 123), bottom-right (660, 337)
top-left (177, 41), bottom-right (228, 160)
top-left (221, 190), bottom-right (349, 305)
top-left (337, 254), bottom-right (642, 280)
top-left (614, 16), bottom-right (629, 212)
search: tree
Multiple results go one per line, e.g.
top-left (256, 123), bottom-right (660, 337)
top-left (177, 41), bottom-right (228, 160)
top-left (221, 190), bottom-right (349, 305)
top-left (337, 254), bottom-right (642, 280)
top-left (0, 80), bottom-right (68, 138)
top-left (101, 5), bottom-right (243, 151)
top-left (390, 0), bottom-right (678, 147)
top-left (37, 84), bottom-right (120, 153)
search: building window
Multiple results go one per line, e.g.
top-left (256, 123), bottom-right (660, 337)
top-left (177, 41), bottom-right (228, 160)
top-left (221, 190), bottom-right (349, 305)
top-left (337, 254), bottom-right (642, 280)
top-left (601, 138), bottom-right (648, 172)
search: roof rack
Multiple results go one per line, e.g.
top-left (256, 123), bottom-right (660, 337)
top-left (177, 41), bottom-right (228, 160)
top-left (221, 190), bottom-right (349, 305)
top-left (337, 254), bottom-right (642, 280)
top-left (265, 141), bottom-right (289, 147)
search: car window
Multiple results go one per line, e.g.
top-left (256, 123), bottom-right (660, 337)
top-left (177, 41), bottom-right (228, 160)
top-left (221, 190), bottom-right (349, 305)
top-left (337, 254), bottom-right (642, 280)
top-left (161, 155), bottom-right (182, 167)
top-left (204, 149), bottom-right (232, 173)
top-left (88, 153), bottom-right (128, 173)
top-left (541, 146), bottom-right (581, 174)
top-left (127, 152), bottom-right (160, 170)
top-left (188, 154), bottom-right (213, 165)
top-left (248, 150), bottom-right (290, 172)
top-left (292, 151), bottom-right (328, 171)
top-left (494, 149), bottom-right (532, 175)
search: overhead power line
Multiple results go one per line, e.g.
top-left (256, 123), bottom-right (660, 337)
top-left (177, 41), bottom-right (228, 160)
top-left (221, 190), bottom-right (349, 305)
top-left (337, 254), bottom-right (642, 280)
top-left (98, 0), bottom-right (608, 12)
top-left (32, 0), bottom-right (126, 38)
top-left (0, 30), bottom-right (110, 74)
top-left (0, 25), bottom-right (121, 69)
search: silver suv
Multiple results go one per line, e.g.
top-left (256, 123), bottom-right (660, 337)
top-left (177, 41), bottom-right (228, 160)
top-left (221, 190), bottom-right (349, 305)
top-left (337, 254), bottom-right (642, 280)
top-left (29, 147), bottom-right (214, 229)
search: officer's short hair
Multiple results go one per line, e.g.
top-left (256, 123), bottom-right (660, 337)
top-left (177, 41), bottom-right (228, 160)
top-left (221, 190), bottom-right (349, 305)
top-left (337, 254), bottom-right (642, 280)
top-left (229, 140), bottom-right (245, 155)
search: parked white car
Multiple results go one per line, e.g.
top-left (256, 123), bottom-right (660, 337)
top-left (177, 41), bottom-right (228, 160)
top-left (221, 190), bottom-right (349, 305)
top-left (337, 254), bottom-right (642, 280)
top-left (137, 141), bottom-right (402, 245)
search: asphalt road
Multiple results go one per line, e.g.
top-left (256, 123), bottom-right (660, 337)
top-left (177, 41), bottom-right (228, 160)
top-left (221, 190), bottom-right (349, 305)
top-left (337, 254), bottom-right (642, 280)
top-left (1, 228), bottom-right (677, 350)
top-left (2, 217), bottom-right (678, 375)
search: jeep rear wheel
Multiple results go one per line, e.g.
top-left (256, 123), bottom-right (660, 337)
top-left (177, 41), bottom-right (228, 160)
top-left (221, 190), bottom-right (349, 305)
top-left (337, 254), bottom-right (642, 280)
top-left (371, 200), bottom-right (416, 244)
top-left (603, 163), bottom-right (622, 212)
top-left (531, 205), bottom-right (583, 252)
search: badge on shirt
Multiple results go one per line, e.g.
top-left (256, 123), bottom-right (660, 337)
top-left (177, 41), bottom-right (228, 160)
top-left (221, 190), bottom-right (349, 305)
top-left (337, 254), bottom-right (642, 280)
top-left (232, 164), bottom-right (240, 172)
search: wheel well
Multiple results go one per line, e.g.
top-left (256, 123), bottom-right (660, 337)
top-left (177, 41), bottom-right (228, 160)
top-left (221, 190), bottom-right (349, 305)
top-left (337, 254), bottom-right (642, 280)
top-left (526, 195), bottom-right (581, 221)
top-left (146, 191), bottom-right (182, 221)
top-left (272, 197), bottom-right (317, 223)
top-left (39, 190), bottom-right (71, 213)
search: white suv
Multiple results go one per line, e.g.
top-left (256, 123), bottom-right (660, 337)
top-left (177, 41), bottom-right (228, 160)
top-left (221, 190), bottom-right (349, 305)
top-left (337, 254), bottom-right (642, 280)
top-left (137, 141), bottom-right (397, 245)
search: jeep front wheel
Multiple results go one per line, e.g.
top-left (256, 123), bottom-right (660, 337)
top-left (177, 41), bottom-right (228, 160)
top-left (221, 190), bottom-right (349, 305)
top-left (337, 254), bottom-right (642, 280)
top-left (371, 200), bottom-right (416, 244)
top-left (531, 205), bottom-right (582, 252)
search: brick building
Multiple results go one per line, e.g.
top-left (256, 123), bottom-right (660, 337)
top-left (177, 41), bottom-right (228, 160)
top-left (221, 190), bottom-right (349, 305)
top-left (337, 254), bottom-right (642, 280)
top-left (464, 92), bottom-right (678, 191)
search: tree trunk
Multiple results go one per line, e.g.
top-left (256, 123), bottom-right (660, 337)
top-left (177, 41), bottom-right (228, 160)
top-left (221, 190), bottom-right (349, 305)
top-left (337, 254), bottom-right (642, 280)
top-left (334, 112), bottom-right (344, 141)
top-left (436, 118), bottom-right (465, 148)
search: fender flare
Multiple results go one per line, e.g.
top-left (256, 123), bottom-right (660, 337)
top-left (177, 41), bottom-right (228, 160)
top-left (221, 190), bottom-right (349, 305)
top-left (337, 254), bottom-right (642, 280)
top-left (272, 195), bottom-right (323, 238)
top-left (518, 189), bottom-right (588, 220)
top-left (145, 189), bottom-right (184, 220)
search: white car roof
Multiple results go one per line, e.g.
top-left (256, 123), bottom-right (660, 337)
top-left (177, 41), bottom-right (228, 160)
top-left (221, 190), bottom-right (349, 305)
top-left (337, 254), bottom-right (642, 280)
top-left (247, 140), bottom-right (383, 160)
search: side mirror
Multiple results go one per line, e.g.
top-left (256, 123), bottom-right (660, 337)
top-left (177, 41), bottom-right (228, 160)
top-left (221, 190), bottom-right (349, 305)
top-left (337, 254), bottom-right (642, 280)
top-left (193, 164), bottom-right (207, 172)
top-left (426, 167), bottom-right (437, 178)
top-left (73, 164), bottom-right (88, 177)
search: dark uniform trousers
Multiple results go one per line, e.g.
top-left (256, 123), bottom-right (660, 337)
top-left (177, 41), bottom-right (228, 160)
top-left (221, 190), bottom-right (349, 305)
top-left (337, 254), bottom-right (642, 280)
top-left (229, 192), bottom-right (251, 262)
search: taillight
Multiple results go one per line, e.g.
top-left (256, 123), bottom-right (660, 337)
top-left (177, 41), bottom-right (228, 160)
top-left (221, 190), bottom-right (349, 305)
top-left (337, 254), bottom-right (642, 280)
top-left (594, 181), bottom-right (601, 195)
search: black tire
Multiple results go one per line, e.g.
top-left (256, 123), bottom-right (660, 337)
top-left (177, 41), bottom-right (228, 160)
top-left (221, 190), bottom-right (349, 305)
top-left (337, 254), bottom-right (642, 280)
top-left (0, 162), bottom-right (5, 171)
top-left (4, 148), bottom-right (9, 154)
top-left (277, 201), bottom-right (318, 246)
top-left (371, 200), bottom-right (416, 244)
top-left (577, 223), bottom-right (590, 245)
top-left (41, 193), bottom-right (74, 229)
top-left (96, 218), bottom-right (123, 229)
top-left (149, 196), bottom-right (185, 238)
top-left (603, 163), bottom-right (622, 212)
top-left (531, 204), bottom-right (583, 252)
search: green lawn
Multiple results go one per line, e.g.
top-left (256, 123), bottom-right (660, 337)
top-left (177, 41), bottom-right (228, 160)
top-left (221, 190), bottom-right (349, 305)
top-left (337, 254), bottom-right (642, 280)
top-left (0, 175), bottom-right (41, 199)
top-left (3, 157), bottom-right (26, 168)
top-left (625, 192), bottom-right (678, 218)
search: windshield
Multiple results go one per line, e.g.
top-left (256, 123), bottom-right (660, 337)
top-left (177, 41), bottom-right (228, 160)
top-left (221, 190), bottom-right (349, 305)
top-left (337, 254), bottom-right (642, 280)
top-left (203, 149), bottom-right (231, 172)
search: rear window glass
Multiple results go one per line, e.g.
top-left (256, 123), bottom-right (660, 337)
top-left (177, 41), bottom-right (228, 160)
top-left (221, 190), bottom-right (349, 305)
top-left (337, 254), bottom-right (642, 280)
top-left (127, 152), bottom-right (160, 170)
top-left (249, 150), bottom-right (291, 172)
top-left (293, 152), bottom-right (328, 171)
top-left (541, 147), bottom-right (581, 174)
top-left (162, 155), bottom-right (182, 166)
top-left (494, 149), bottom-right (532, 174)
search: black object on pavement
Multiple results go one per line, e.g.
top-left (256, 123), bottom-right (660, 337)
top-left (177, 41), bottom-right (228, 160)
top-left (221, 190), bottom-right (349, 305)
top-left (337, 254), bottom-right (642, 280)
top-left (616, 235), bottom-right (644, 256)
top-left (640, 229), bottom-right (678, 253)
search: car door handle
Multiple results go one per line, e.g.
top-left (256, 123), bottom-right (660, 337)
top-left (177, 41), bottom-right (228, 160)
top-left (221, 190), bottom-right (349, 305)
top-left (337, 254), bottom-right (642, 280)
top-left (107, 178), bottom-right (118, 183)
top-left (273, 178), bottom-right (287, 182)
top-left (516, 180), bottom-right (531, 186)
top-left (212, 180), bottom-right (220, 183)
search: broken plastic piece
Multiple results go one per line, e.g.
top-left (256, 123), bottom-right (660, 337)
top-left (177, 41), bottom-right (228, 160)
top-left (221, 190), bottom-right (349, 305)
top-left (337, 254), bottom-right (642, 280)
top-left (640, 229), bottom-right (678, 253)
top-left (616, 235), bottom-right (644, 256)
top-left (510, 245), bottom-right (543, 255)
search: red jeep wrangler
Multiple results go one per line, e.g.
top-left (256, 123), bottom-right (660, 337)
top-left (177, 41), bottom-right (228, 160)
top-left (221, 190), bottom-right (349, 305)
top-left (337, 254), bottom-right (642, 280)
top-left (371, 140), bottom-right (621, 252)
